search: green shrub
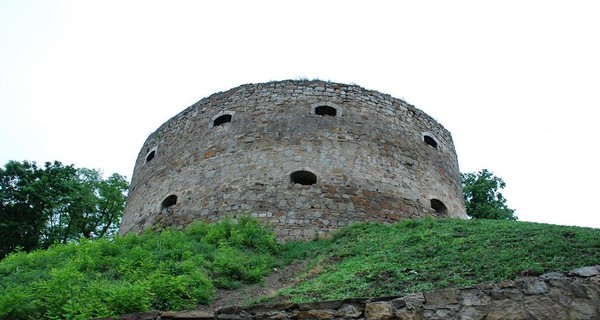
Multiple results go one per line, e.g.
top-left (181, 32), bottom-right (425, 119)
top-left (147, 269), bottom-right (213, 310)
top-left (0, 217), bottom-right (283, 319)
top-left (0, 286), bottom-right (37, 319)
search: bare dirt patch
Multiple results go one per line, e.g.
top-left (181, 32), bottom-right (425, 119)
top-left (195, 261), bottom-right (307, 312)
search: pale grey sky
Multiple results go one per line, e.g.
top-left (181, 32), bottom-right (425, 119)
top-left (1, 0), bottom-right (599, 228)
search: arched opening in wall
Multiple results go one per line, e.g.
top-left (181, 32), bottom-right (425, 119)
top-left (213, 114), bottom-right (232, 127)
top-left (145, 150), bottom-right (156, 163)
top-left (424, 135), bottom-right (438, 149)
top-left (430, 199), bottom-right (447, 215)
top-left (315, 105), bottom-right (337, 116)
top-left (290, 170), bottom-right (317, 185)
top-left (161, 195), bottom-right (177, 212)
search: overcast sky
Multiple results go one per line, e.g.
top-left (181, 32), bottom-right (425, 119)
top-left (1, 1), bottom-right (599, 228)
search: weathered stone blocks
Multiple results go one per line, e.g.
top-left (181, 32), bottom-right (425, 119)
top-left (138, 266), bottom-right (600, 320)
top-left (120, 80), bottom-right (467, 239)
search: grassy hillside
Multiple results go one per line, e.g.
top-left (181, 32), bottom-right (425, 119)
top-left (0, 217), bottom-right (284, 319)
top-left (1, 217), bottom-right (599, 319)
top-left (275, 218), bottom-right (600, 303)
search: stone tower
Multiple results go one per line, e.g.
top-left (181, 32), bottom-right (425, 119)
top-left (120, 80), bottom-right (467, 239)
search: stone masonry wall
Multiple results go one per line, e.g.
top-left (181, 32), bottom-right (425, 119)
top-left (120, 80), bottom-right (467, 239)
top-left (110, 265), bottom-right (600, 320)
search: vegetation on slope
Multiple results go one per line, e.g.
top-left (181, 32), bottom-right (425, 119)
top-left (0, 217), bottom-right (282, 319)
top-left (276, 218), bottom-right (600, 303)
top-left (1, 217), bottom-right (600, 319)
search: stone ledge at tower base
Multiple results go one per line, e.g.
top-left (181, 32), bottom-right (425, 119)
top-left (103, 265), bottom-right (600, 320)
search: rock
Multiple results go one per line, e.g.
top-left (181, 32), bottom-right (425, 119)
top-left (540, 271), bottom-right (565, 280)
top-left (161, 310), bottom-right (214, 319)
top-left (568, 266), bottom-right (600, 277)
top-left (423, 288), bottom-right (458, 306)
top-left (524, 296), bottom-right (568, 319)
top-left (549, 286), bottom-right (573, 306)
top-left (203, 149), bottom-right (216, 159)
top-left (550, 279), bottom-right (590, 298)
top-left (254, 311), bottom-right (288, 320)
top-left (133, 265), bottom-right (600, 320)
top-left (568, 299), bottom-right (599, 319)
top-left (244, 302), bottom-right (297, 314)
top-left (486, 299), bottom-right (526, 320)
top-left (335, 304), bottom-right (363, 318)
top-left (216, 306), bottom-right (245, 314)
top-left (390, 297), bottom-right (406, 309)
top-left (461, 289), bottom-right (491, 306)
top-left (298, 300), bottom-right (342, 311)
top-left (116, 312), bottom-right (161, 320)
top-left (365, 302), bottom-right (394, 320)
top-left (216, 310), bottom-right (252, 319)
top-left (496, 279), bottom-right (516, 288)
top-left (402, 292), bottom-right (425, 308)
top-left (458, 306), bottom-right (484, 320)
top-left (395, 308), bottom-right (423, 320)
top-left (521, 279), bottom-right (549, 295)
top-left (423, 308), bottom-right (456, 318)
top-left (291, 310), bottom-right (335, 320)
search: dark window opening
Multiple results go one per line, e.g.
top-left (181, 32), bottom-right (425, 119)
top-left (213, 114), bottom-right (232, 127)
top-left (290, 170), bottom-right (317, 185)
top-left (430, 199), bottom-right (447, 215)
top-left (315, 105), bottom-right (337, 116)
top-left (145, 150), bottom-right (156, 163)
top-left (424, 135), bottom-right (438, 149)
top-left (161, 195), bottom-right (177, 212)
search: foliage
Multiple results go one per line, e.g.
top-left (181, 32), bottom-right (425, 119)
top-left (275, 218), bottom-right (600, 303)
top-left (2, 215), bottom-right (600, 318)
top-left (0, 160), bottom-right (128, 259)
top-left (461, 169), bottom-right (517, 220)
top-left (0, 216), bottom-right (282, 319)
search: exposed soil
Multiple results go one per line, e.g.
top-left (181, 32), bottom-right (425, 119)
top-left (195, 261), bottom-right (307, 312)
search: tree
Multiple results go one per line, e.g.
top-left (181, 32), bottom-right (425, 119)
top-left (0, 160), bottom-right (48, 255)
top-left (76, 169), bottom-right (129, 239)
top-left (461, 169), bottom-right (517, 221)
top-left (0, 160), bottom-right (128, 259)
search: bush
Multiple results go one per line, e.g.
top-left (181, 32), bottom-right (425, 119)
top-left (0, 217), bottom-right (283, 319)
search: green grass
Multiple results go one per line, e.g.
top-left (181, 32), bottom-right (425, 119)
top-left (1, 217), bottom-right (599, 319)
top-left (275, 218), bottom-right (600, 303)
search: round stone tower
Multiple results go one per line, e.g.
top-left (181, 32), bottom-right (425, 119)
top-left (120, 80), bottom-right (467, 239)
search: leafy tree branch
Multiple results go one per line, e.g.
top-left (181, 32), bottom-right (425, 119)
top-left (0, 160), bottom-right (128, 259)
top-left (461, 169), bottom-right (517, 221)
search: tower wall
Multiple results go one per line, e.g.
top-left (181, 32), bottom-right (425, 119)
top-left (120, 80), bottom-right (467, 239)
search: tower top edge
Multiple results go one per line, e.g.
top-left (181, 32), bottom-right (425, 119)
top-left (145, 79), bottom-right (448, 143)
